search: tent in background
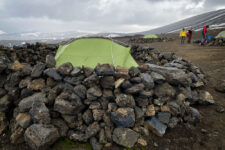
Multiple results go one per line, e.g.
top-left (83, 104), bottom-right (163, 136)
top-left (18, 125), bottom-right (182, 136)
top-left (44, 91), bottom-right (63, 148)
top-left (216, 31), bottom-right (225, 38)
top-left (55, 38), bottom-right (138, 68)
top-left (144, 34), bottom-right (158, 39)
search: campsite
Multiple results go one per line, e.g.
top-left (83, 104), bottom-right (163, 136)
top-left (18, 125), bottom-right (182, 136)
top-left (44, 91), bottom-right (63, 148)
top-left (0, 1), bottom-right (225, 150)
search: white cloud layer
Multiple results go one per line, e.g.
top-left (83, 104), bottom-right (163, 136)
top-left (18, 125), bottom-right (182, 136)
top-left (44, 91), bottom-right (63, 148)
top-left (0, 0), bottom-right (224, 33)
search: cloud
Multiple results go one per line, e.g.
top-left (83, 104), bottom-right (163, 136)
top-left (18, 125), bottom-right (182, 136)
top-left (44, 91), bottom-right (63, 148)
top-left (0, 0), bottom-right (224, 33)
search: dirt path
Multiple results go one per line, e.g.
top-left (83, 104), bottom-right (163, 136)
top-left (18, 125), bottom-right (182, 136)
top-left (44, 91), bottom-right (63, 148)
top-left (143, 40), bottom-right (225, 150)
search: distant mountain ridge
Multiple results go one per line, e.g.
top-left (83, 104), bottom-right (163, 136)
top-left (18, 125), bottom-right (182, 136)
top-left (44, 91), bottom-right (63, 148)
top-left (140, 9), bottom-right (225, 34)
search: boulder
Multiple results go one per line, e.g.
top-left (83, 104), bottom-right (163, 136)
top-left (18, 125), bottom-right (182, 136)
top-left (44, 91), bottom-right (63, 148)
top-left (8, 60), bottom-right (24, 71)
top-left (31, 63), bottom-right (46, 78)
top-left (198, 91), bottom-right (215, 104)
top-left (150, 72), bottom-right (165, 83)
top-left (111, 108), bottom-right (135, 127)
top-left (95, 64), bottom-right (115, 76)
top-left (68, 130), bottom-right (87, 142)
top-left (64, 76), bottom-right (84, 86)
top-left (28, 78), bottom-right (45, 91)
top-left (16, 113), bottom-right (31, 128)
top-left (29, 100), bottom-right (51, 124)
top-left (140, 73), bottom-right (154, 89)
top-left (113, 128), bottom-right (139, 148)
top-left (147, 64), bottom-right (190, 86)
top-left (24, 124), bottom-right (59, 150)
top-left (85, 122), bottom-right (100, 139)
top-left (74, 84), bottom-right (87, 99)
top-left (87, 86), bottom-right (102, 100)
top-left (51, 119), bottom-right (69, 137)
top-left (57, 62), bottom-right (73, 75)
top-left (54, 98), bottom-right (82, 115)
top-left (154, 83), bottom-right (176, 98)
top-left (90, 137), bottom-right (103, 150)
top-left (19, 77), bottom-right (32, 89)
top-left (92, 109), bottom-right (104, 121)
top-left (125, 83), bottom-right (145, 94)
top-left (18, 93), bottom-right (46, 112)
top-left (134, 106), bottom-right (144, 119)
top-left (70, 67), bottom-right (82, 76)
top-left (45, 55), bottom-right (56, 68)
top-left (115, 94), bottom-right (135, 108)
top-left (157, 112), bottom-right (171, 124)
top-left (0, 95), bottom-right (11, 112)
top-left (82, 109), bottom-right (94, 125)
top-left (100, 76), bottom-right (115, 89)
top-left (44, 68), bottom-right (62, 81)
top-left (144, 116), bottom-right (167, 137)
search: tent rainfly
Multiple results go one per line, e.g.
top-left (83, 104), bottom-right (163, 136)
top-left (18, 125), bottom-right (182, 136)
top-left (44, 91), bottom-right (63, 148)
top-left (55, 38), bottom-right (138, 68)
top-left (216, 31), bottom-right (225, 38)
top-left (144, 34), bottom-right (158, 39)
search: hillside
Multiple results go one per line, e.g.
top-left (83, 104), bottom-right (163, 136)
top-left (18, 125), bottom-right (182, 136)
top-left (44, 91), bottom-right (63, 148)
top-left (140, 9), bottom-right (225, 34)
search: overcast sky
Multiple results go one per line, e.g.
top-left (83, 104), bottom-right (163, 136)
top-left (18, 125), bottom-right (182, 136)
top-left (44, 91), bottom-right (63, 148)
top-left (0, 0), bottom-right (225, 34)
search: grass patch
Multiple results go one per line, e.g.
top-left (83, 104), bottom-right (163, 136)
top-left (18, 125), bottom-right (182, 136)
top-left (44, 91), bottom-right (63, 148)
top-left (52, 138), bottom-right (92, 150)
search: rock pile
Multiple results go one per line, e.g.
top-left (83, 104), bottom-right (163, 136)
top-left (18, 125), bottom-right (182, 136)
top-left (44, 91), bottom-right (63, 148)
top-left (0, 43), bottom-right (57, 65)
top-left (129, 37), bottom-right (174, 44)
top-left (0, 44), bottom-right (214, 150)
top-left (207, 38), bottom-right (225, 46)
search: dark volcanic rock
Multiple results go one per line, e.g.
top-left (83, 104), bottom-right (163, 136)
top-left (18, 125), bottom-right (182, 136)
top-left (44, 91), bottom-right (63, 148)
top-left (95, 64), bottom-right (115, 76)
top-left (16, 113), bottom-right (31, 128)
top-left (144, 116), bottom-right (167, 137)
top-left (68, 130), bottom-right (87, 142)
top-left (57, 62), bottom-right (73, 75)
top-left (147, 64), bottom-right (190, 86)
top-left (74, 84), bottom-right (87, 99)
top-left (0, 95), bottom-right (11, 112)
top-left (85, 122), bottom-right (100, 139)
top-left (24, 124), bottom-right (59, 150)
top-left (140, 73), bottom-right (154, 89)
top-left (31, 63), bottom-right (46, 78)
top-left (113, 128), bottom-right (139, 148)
top-left (29, 100), bottom-right (51, 124)
top-left (44, 68), bottom-right (62, 81)
top-left (154, 83), bottom-right (176, 98)
top-left (46, 55), bottom-right (56, 68)
top-left (157, 112), bottom-right (171, 124)
top-left (115, 94), bottom-right (135, 108)
top-left (87, 86), bottom-right (102, 100)
top-left (28, 78), bottom-right (45, 91)
top-left (70, 67), bottom-right (82, 76)
top-left (125, 83), bottom-right (145, 94)
top-left (83, 109), bottom-right (94, 125)
top-left (100, 76), bottom-right (115, 89)
top-left (90, 137), bottom-right (103, 150)
top-left (51, 118), bottom-right (69, 137)
top-left (111, 108), bottom-right (135, 128)
top-left (18, 93), bottom-right (46, 112)
top-left (54, 98), bottom-right (83, 115)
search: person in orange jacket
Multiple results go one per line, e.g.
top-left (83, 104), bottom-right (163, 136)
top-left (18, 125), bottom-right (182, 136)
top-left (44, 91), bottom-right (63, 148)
top-left (180, 28), bottom-right (187, 44)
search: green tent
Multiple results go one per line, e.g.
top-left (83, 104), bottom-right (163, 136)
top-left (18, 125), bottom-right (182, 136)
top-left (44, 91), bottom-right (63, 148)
top-left (55, 38), bottom-right (138, 68)
top-left (216, 31), bottom-right (225, 38)
top-left (144, 34), bottom-right (158, 39)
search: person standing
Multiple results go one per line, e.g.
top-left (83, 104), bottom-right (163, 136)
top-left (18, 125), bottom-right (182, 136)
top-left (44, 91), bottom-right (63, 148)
top-left (187, 27), bottom-right (193, 44)
top-left (201, 25), bottom-right (209, 45)
top-left (180, 28), bottom-right (187, 44)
